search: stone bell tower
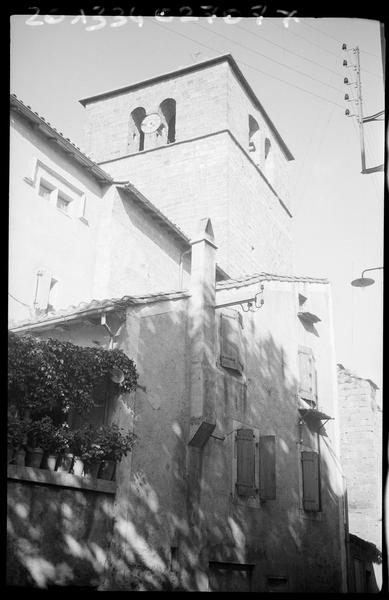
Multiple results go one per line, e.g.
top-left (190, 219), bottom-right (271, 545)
top-left (80, 54), bottom-right (294, 277)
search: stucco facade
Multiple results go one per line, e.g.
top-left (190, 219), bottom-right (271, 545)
top-left (9, 229), bottom-right (347, 590)
top-left (9, 99), bottom-right (191, 326)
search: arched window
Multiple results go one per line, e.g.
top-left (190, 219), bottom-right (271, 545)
top-left (264, 137), bottom-right (274, 180)
top-left (159, 98), bottom-right (176, 144)
top-left (248, 115), bottom-right (260, 153)
top-left (265, 138), bottom-right (271, 160)
top-left (129, 106), bottom-right (146, 152)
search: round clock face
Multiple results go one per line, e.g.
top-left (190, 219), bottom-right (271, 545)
top-left (140, 113), bottom-right (162, 134)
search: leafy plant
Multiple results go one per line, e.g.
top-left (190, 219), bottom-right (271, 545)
top-left (7, 414), bottom-right (28, 449)
top-left (26, 416), bottom-right (55, 450)
top-left (8, 331), bottom-right (138, 418)
top-left (94, 424), bottom-right (136, 462)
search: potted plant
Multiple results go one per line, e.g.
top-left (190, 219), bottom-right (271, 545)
top-left (39, 420), bottom-right (72, 471)
top-left (94, 424), bottom-right (136, 481)
top-left (70, 425), bottom-right (95, 476)
top-left (55, 425), bottom-right (74, 473)
top-left (25, 416), bottom-right (54, 469)
top-left (7, 414), bottom-right (28, 465)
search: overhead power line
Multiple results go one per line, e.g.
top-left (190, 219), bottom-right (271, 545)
top-left (194, 22), bottom-right (345, 94)
top-left (151, 20), bottom-right (345, 109)
top-left (301, 20), bottom-right (381, 59)
top-left (235, 23), bottom-right (342, 77)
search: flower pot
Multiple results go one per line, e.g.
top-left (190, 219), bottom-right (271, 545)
top-left (98, 459), bottom-right (116, 481)
top-left (13, 448), bottom-right (26, 466)
top-left (56, 453), bottom-right (74, 473)
top-left (72, 457), bottom-right (85, 476)
top-left (41, 452), bottom-right (58, 471)
top-left (25, 446), bottom-right (44, 468)
top-left (83, 460), bottom-right (101, 479)
top-left (7, 445), bottom-right (15, 464)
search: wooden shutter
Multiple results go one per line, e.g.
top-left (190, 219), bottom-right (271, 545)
top-left (220, 311), bottom-right (244, 373)
top-left (301, 451), bottom-right (320, 511)
top-left (298, 346), bottom-right (317, 403)
top-left (236, 428), bottom-right (255, 496)
top-left (259, 435), bottom-right (276, 500)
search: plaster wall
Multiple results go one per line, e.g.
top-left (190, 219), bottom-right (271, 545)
top-left (9, 113), bottom-right (104, 324)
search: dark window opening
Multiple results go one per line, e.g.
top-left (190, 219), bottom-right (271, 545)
top-left (159, 98), bottom-right (176, 144)
top-left (248, 115), bottom-right (259, 153)
top-left (129, 106), bottom-right (146, 152)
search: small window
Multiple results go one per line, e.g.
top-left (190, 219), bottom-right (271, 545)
top-left (236, 428), bottom-right (256, 497)
top-left (248, 115), bottom-right (260, 153)
top-left (298, 346), bottom-right (317, 406)
top-left (159, 98), bottom-right (176, 144)
top-left (38, 180), bottom-right (53, 199)
top-left (265, 138), bottom-right (271, 159)
top-left (220, 309), bottom-right (244, 373)
top-left (56, 193), bottom-right (71, 214)
top-left (301, 451), bottom-right (320, 511)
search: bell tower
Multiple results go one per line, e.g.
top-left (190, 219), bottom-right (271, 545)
top-left (80, 54), bottom-right (294, 277)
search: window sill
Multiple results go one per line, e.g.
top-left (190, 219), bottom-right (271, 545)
top-left (299, 508), bottom-right (323, 521)
top-left (7, 464), bottom-right (117, 495)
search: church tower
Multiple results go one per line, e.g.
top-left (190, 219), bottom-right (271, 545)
top-left (80, 54), bottom-right (294, 278)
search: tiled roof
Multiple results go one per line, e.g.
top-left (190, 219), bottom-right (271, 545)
top-left (10, 289), bottom-right (191, 331)
top-left (10, 271), bottom-right (329, 332)
top-left (10, 93), bottom-right (113, 183)
top-left (216, 272), bottom-right (329, 290)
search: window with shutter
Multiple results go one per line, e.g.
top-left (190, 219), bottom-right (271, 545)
top-left (259, 435), bottom-right (276, 500)
top-left (220, 310), bottom-right (244, 373)
top-left (236, 428), bottom-right (256, 497)
top-left (301, 451), bottom-right (320, 511)
top-left (298, 346), bottom-right (317, 405)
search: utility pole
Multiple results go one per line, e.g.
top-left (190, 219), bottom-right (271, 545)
top-left (343, 43), bottom-right (384, 174)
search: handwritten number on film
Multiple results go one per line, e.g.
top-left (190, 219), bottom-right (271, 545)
top-left (26, 7), bottom-right (299, 28)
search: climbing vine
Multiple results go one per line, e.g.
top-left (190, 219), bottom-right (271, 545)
top-left (8, 331), bottom-right (138, 417)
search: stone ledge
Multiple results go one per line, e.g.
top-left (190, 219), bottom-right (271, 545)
top-left (7, 464), bottom-right (117, 495)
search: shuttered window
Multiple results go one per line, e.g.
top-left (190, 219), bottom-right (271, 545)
top-left (298, 346), bottom-right (317, 405)
top-left (220, 310), bottom-right (244, 373)
top-left (236, 428), bottom-right (256, 496)
top-left (259, 435), bottom-right (276, 500)
top-left (301, 451), bottom-right (320, 511)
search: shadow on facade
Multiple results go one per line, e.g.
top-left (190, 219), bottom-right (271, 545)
top-left (7, 301), bottom-right (347, 591)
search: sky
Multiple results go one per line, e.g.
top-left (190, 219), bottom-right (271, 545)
top-left (10, 14), bottom-right (385, 387)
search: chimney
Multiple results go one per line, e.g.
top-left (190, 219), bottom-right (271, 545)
top-left (188, 218), bottom-right (217, 447)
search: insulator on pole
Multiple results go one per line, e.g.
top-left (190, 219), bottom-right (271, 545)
top-left (345, 109), bottom-right (350, 116)
top-left (343, 59), bottom-right (348, 66)
top-left (342, 43), bottom-right (347, 50)
top-left (344, 94), bottom-right (349, 100)
top-left (344, 77), bottom-right (349, 84)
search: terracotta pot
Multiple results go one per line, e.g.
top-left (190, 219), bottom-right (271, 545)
top-left (72, 457), bottom-right (85, 476)
top-left (7, 445), bottom-right (15, 464)
top-left (41, 452), bottom-right (58, 471)
top-left (13, 448), bottom-right (26, 466)
top-left (56, 453), bottom-right (74, 473)
top-left (83, 460), bottom-right (101, 479)
top-left (98, 459), bottom-right (116, 481)
top-left (25, 446), bottom-right (44, 468)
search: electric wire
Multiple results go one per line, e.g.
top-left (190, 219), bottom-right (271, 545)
top-left (300, 20), bottom-right (381, 59)
top-left (292, 67), bottom-right (339, 206)
top-left (234, 22), bottom-right (342, 78)
top-left (151, 20), bottom-right (345, 109)
top-left (270, 19), bottom-right (381, 78)
top-left (194, 21), bottom-right (345, 94)
top-left (8, 293), bottom-right (31, 308)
